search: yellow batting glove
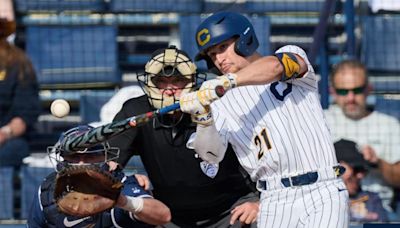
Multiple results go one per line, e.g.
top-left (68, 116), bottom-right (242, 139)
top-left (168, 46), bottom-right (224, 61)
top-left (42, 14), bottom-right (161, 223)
top-left (191, 109), bottom-right (213, 126)
top-left (180, 92), bottom-right (213, 126)
top-left (217, 73), bottom-right (238, 90)
top-left (197, 73), bottom-right (237, 106)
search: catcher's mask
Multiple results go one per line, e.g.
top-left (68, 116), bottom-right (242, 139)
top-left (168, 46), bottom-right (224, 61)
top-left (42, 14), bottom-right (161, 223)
top-left (48, 125), bottom-right (119, 172)
top-left (137, 46), bottom-right (206, 127)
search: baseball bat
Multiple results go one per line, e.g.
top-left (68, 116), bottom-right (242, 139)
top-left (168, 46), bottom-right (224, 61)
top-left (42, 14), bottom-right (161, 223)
top-left (63, 86), bottom-right (226, 152)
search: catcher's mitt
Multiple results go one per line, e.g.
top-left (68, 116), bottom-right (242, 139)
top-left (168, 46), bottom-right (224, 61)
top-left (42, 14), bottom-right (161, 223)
top-left (54, 164), bottom-right (123, 217)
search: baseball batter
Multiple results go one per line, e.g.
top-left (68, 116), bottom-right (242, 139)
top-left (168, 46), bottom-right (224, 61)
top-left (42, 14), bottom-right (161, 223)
top-left (180, 11), bottom-right (349, 228)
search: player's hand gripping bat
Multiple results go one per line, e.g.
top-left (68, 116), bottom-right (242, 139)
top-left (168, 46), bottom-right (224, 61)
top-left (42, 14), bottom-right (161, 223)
top-left (62, 86), bottom-right (226, 152)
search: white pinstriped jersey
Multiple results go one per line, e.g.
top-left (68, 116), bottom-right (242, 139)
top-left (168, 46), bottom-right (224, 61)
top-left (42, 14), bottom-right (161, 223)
top-left (210, 45), bottom-right (338, 182)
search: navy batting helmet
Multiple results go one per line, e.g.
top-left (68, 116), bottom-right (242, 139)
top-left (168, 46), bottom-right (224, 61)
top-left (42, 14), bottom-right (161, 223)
top-left (195, 11), bottom-right (259, 61)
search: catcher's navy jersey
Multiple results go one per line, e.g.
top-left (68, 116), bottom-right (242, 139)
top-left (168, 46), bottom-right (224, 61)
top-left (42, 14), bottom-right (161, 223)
top-left (27, 171), bottom-right (153, 228)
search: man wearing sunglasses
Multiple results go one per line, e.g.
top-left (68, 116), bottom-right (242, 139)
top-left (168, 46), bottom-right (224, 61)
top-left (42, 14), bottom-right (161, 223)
top-left (325, 59), bottom-right (400, 221)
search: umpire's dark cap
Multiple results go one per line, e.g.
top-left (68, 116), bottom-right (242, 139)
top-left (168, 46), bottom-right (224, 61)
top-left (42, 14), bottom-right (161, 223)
top-left (334, 139), bottom-right (371, 171)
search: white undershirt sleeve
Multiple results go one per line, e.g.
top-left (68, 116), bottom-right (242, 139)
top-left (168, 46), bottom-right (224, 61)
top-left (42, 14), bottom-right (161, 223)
top-left (193, 124), bottom-right (228, 164)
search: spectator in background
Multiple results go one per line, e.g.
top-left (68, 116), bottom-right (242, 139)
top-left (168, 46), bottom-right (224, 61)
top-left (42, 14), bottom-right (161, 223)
top-left (334, 139), bottom-right (388, 223)
top-left (108, 46), bottom-right (259, 227)
top-left (325, 59), bottom-right (400, 220)
top-left (0, 0), bottom-right (41, 167)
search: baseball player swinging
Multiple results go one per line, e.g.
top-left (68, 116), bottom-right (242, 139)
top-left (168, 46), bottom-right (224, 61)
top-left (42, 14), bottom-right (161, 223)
top-left (180, 11), bottom-right (349, 228)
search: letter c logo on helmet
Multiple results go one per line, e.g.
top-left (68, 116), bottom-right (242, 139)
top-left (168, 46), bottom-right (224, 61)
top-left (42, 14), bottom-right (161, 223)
top-left (197, 28), bottom-right (211, 47)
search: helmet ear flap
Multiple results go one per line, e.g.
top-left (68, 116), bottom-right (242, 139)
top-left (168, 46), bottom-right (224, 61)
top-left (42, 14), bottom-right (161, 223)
top-left (235, 33), bottom-right (259, 57)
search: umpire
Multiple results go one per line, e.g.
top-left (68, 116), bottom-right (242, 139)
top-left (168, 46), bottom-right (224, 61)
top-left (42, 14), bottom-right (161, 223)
top-left (108, 46), bottom-right (259, 227)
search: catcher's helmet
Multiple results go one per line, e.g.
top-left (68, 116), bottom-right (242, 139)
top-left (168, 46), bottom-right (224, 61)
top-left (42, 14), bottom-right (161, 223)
top-left (48, 125), bottom-right (119, 170)
top-left (137, 45), bottom-right (201, 110)
top-left (195, 11), bottom-right (259, 62)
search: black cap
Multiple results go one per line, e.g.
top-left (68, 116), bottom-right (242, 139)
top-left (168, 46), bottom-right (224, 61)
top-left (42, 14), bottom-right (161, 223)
top-left (334, 139), bottom-right (371, 171)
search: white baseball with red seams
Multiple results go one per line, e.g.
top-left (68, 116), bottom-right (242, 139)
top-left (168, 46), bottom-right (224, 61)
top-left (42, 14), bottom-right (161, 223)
top-left (50, 99), bottom-right (70, 118)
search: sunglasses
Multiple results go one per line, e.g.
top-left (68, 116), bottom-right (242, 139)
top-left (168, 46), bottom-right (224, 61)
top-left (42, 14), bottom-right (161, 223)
top-left (335, 85), bottom-right (366, 96)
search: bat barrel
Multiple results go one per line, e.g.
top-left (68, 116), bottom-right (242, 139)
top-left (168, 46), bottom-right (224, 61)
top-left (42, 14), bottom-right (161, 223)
top-left (63, 102), bottom-right (181, 152)
top-left (61, 85), bottom-right (224, 152)
top-left (63, 118), bottom-right (132, 152)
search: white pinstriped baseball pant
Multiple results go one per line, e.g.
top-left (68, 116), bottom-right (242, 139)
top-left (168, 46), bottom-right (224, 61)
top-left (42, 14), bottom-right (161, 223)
top-left (257, 178), bottom-right (349, 228)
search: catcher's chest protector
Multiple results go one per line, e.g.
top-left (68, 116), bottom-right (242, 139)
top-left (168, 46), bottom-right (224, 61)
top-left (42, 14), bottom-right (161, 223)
top-left (40, 173), bottom-right (60, 227)
top-left (40, 172), bottom-right (102, 227)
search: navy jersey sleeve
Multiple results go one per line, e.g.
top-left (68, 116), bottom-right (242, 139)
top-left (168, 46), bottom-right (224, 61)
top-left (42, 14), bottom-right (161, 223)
top-left (111, 175), bottom-right (154, 227)
top-left (27, 188), bottom-right (46, 228)
top-left (121, 175), bottom-right (152, 197)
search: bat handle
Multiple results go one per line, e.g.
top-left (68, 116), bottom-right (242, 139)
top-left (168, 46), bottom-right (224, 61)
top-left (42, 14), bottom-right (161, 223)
top-left (158, 102), bottom-right (180, 115)
top-left (215, 85), bottom-right (226, 98)
top-left (158, 86), bottom-right (225, 115)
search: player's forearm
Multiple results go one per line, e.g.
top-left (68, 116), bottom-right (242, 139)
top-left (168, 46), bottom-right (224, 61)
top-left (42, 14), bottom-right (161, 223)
top-left (235, 56), bottom-right (282, 86)
top-left (117, 195), bottom-right (171, 225)
top-left (235, 54), bottom-right (308, 87)
top-left (378, 160), bottom-right (400, 187)
top-left (135, 198), bottom-right (171, 225)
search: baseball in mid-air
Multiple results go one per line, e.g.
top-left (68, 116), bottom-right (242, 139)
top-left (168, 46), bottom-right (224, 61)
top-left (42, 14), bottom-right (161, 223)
top-left (50, 99), bottom-right (70, 118)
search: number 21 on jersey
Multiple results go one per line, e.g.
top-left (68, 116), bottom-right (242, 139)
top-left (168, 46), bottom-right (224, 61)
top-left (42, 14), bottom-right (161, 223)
top-left (254, 128), bottom-right (272, 160)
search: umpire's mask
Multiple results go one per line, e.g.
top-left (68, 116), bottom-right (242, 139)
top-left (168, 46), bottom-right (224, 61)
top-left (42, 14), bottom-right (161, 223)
top-left (137, 46), bottom-right (201, 111)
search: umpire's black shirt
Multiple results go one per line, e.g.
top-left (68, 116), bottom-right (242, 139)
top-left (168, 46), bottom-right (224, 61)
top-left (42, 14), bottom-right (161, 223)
top-left (109, 95), bottom-right (254, 224)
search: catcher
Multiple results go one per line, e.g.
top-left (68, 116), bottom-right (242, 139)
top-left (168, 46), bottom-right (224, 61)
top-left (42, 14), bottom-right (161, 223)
top-left (27, 125), bottom-right (171, 228)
